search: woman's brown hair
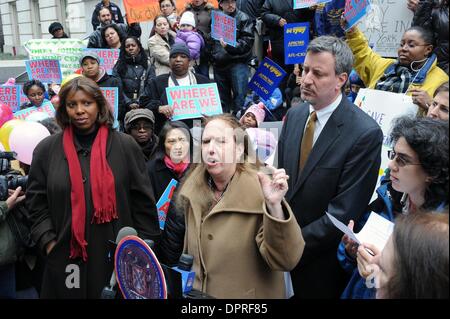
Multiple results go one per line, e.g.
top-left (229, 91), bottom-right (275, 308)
top-left (56, 76), bottom-right (114, 129)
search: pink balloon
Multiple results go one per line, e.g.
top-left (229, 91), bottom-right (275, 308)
top-left (0, 103), bottom-right (14, 128)
top-left (9, 122), bottom-right (50, 165)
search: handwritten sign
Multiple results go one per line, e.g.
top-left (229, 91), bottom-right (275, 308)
top-left (248, 58), bottom-right (287, 101)
top-left (344, 0), bottom-right (371, 30)
top-left (359, 0), bottom-right (414, 57)
top-left (123, 0), bottom-right (219, 23)
top-left (13, 101), bottom-right (56, 120)
top-left (284, 23), bottom-right (309, 65)
top-left (211, 11), bottom-right (237, 47)
top-left (100, 87), bottom-right (119, 129)
top-left (25, 59), bottom-right (63, 84)
top-left (24, 39), bottom-right (86, 78)
top-left (156, 179), bottom-right (179, 230)
top-left (83, 49), bottom-right (119, 75)
top-left (0, 85), bottom-right (21, 113)
top-left (294, 0), bottom-right (332, 9)
top-left (166, 83), bottom-right (223, 121)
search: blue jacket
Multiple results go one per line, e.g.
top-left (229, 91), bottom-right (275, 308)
top-left (339, 175), bottom-right (447, 299)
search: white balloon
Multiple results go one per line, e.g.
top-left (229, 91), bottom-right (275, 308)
top-left (25, 111), bottom-right (50, 122)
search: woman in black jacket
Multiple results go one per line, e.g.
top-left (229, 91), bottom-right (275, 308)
top-left (412, 0), bottom-right (449, 74)
top-left (113, 36), bottom-right (156, 113)
top-left (147, 121), bottom-right (193, 266)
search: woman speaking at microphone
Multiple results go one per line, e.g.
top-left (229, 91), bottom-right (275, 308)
top-left (26, 77), bottom-right (160, 298)
top-left (343, 19), bottom-right (448, 115)
top-left (173, 114), bottom-right (304, 298)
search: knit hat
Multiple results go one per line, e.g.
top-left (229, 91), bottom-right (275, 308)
top-left (170, 43), bottom-right (191, 60)
top-left (48, 22), bottom-right (63, 35)
top-left (240, 102), bottom-right (266, 127)
top-left (124, 109), bottom-right (155, 132)
top-left (179, 11), bottom-right (196, 28)
top-left (79, 51), bottom-right (101, 65)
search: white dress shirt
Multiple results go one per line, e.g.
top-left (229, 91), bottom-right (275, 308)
top-left (305, 94), bottom-right (343, 146)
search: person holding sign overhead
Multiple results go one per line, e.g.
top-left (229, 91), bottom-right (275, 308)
top-left (338, 116), bottom-right (449, 299)
top-left (140, 43), bottom-right (211, 134)
top-left (26, 76), bottom-right (160, 298)
top-left (277, 36), bottom-right (383, 298)
top-left (343, 19), bottom-right (448, 115)
top-left (212, 0), bottom-right (254, 114)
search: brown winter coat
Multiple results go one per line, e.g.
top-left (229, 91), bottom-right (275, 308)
top-left (27, 128), bottom-right (160, 298)
top-left (179, 165), bottom-right (304, 299)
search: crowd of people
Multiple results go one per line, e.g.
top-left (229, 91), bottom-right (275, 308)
top-left (0, 0), bottom-right (449, 299)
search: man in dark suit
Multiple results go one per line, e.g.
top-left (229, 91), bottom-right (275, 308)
top-left (277, 36), bottom-right (383, 298)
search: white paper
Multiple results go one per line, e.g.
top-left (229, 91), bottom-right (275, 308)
top-left (326, 212), bottom-right (360, 243)
top-left (327, 212), bottom-right (394, 253)
top-left (355, 212), bottom-right (394, 252)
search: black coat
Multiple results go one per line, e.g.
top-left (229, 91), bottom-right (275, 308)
top-left (147, 155), bottom-right (187, 266)
top-left (27, 129), bottom-right (160, 298)
top-left (139, 73), bottom-right (211, 134)
top-left (112, 53), bottom-right (156, 108)
top-left (277, 96), bottom-right (383, 298)
top-left (261, 0), bottom-right (315, 42)
top-left (237, 0), bottom-right (266, 21)
top-left (211, 10), bottom-right (255, 68)
top-left (97, 72), bottom-right (127, 125)
top-left (412, 0), bottom-right (449, 74)
top-left (91, 2), bottom-right (124, 30)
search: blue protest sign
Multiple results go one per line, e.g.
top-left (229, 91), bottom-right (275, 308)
top-left (25, 59), bottom-right (63, 84)
top-left (166, 83), bottom-right (223, 121)
top-left (13, 100), bottom-right (55, 120)
top-left (0, 85), bottom-right (21, 112)
top-left (294, 0), bottom-right (332, 9)
top-left (344, 0), bottom-right (371, 30)
top-left (284, 23), bottom-right (310, 65)
top-left (156, 179), bottom-right (179, 230)
top-left (211, 10), bottom-right (237, 47)
top-left (248, 58), bottom-right (287, 101)
top-left (100, 87), bottom-right (119, 129)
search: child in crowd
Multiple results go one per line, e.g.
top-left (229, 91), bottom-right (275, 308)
top-left (347, 69), bottom-right (365, 103)
top-left (20, 80), bottom-right (50, 110)
top-left (242, 88), bottom-right (284, 122)
top-left (175, 11), bottom-right (205, 67)
top-left (240, 102), bottom-right (278, 163)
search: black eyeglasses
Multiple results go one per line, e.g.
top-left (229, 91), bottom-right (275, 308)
top-left (387, 150), bottom-right (421, 167)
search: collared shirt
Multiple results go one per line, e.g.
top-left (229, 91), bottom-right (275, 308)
top-left (306, 94), bottom-right (342, 146)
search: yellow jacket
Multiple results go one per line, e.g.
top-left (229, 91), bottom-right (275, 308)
top-left (346, 28), bottom-right (448, 98)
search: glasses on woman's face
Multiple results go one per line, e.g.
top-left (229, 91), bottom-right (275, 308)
top-left (387, 150), bottom-right (421, 167)
top-left (398, 42), bottom-right (429, 50)
top-left (160, 3), bottom-right (173, 8)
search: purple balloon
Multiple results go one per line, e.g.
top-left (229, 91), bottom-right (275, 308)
top-left (9, 122), bottom-right (50, 165)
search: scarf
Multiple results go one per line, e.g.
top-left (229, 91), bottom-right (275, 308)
top-left (63, 125), bottom-right (117, 261)
top-left (375, 63), bottom-right (415, 93)
top-left (164, 155), bottom-right (189, 178)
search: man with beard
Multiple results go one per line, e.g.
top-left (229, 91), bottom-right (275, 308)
top-left (140, 43), bottom-right (211, 134)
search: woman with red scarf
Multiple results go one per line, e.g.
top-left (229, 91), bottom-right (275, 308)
top-left (147, 121), bottom-right (192, 266)
top-left (26, 77), bottom-right (160, 298)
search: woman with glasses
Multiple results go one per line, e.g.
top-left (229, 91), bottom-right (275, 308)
top-left (20, 80), bottom-right (49, 110)
top-left (343, 19), bottom-right (448, 115)
top-left (338, 116), bottom-right (448, 299)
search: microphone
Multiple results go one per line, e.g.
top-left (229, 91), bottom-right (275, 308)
top-left (100, 226), bottom-right (138, 299)
top-left (171, 254), bottom-right (195, 295)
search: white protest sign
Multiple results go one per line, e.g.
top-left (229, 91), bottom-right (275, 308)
top-left (358, 0), bottom-right (414, 57)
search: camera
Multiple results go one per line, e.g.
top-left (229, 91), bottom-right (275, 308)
top-left (0, 151), bottom-right (28, 201)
